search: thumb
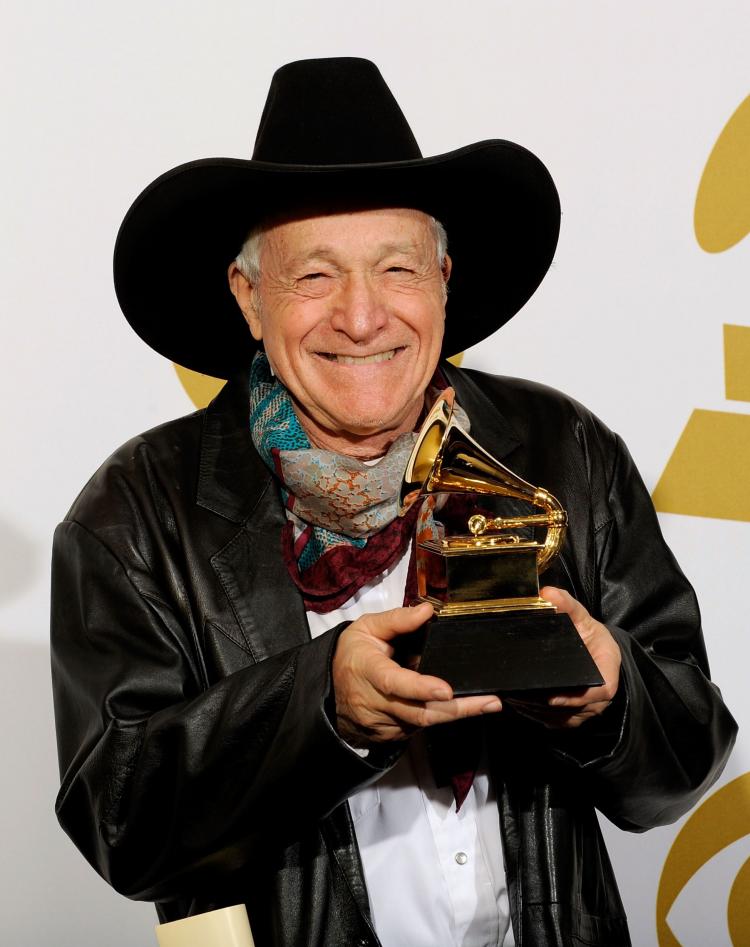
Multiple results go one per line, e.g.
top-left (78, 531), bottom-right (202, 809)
top-left (359, 602), bottom-right (434, 642)
top-left (540, 585), bottom-right (591, 630)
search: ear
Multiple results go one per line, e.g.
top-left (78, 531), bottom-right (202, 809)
top-left (441, 253), bottom-right (452, 284)
top-left (441, 253), bottom-right (452, 305)
top-left (227, 262), bottom-right (263, 340)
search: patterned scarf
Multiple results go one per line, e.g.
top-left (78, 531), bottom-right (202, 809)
top-left (249, 352), bottom-right (422, 612)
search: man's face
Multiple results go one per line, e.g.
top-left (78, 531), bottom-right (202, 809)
top-left (230, 207), bottom-right (450, 457)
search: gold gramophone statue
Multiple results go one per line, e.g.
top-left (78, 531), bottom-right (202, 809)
top-left (399, 389), bottom-right (603, 695)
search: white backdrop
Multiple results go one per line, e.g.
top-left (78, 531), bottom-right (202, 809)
top-left (2, 2), bottom-right (748, 944)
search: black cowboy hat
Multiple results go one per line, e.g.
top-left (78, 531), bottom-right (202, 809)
top-left (114, 57), bottom-right (560, 379)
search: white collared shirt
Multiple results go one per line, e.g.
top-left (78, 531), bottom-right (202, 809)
top-left (306, 547), bottom-right (515, 947)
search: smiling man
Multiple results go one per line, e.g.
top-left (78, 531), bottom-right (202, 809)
top-left (51, 59), bottom-right (736, 947)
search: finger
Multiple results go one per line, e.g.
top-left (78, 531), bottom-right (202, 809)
top-left (505, 682), bottom-right (610, 712)
top-left (505, 700), bottom-right (597, 729)
top-left (546, 655), bottom-right (620, 708)
top-left (538, 711), bottom-right (594, 729)
top-left (548, 691), bottom-right (615, 709)
top-left (420, 694), bottom-right (502, 727)
top-left (367, 651), bottom-right (454, 702)
top-left (540, 587), bottom-right (621, 685)
top-left (382, 694), bottom-right (501, 730)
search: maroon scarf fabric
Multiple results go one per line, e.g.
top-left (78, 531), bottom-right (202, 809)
top-left (282, 500), bottom-right (421, 612)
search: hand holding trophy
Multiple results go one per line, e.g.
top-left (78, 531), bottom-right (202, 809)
top-left (399, 389), bottom-right (604, 696)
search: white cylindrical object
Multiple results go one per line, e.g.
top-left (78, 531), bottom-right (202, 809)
top-left (156, 905), bottom-right (255, 947)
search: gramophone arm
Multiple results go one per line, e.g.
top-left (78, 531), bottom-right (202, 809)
top-left (468, 489), bottom-right (567, 572)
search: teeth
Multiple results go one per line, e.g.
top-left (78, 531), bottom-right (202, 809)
top-left (324, 350), bottom-right (398, 365)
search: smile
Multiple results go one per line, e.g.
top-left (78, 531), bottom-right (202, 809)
top-left (318, 348), bottom-right (402, 365)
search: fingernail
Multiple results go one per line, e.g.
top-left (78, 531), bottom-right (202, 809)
top-left (431, 687), bottom-right (452, 700)
top-left (549, 697), bottom-right (565, 706)
top-left (482, 699), bottom-right (502, 713)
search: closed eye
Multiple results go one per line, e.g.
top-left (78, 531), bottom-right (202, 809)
top-left (300, 272), bottom-right (326, 281)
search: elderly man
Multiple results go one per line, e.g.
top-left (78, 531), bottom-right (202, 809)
top-left (52, 59), bottom-right (736, 947)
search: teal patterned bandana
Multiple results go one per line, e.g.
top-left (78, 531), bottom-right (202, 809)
top-left (249, 351), bottom-right (417, 573)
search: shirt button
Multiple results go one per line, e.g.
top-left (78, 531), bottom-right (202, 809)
top-left (455, 851), bottom-right (468, 865)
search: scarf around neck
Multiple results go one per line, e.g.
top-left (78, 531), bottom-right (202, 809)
top-left (249, 352), bottom-right (422, 612)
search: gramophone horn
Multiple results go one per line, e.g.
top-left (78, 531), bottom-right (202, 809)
top-left (400, 389), bottom-right (567, 570)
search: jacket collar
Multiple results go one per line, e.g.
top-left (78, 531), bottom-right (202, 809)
top-left (441, 361), bottom-right (522, 461)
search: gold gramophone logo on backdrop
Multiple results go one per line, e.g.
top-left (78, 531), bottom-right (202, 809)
top-left (656, 93), bottom-right (750, 947)
top-left (652, 93), bottom-right (750, 523)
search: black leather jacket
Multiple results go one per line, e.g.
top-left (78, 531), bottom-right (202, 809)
top-left (51, 364), bottom-right (737, 947)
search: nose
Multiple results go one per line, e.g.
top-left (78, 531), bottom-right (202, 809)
top-left (329, 273), bottom-right (388, 342)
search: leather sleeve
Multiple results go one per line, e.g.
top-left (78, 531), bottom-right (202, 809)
top-left (550, 430), bottom-right (738, 831)
top-left (51, 519), bottom-right (388, 902)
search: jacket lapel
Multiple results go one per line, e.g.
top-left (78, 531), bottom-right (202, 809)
top-left (210, 489), bottom-right (310, 662)
top-left (197, 375), bottom-right (310, 662)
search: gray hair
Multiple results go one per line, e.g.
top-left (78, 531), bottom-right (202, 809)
top-left (235, 213), bottom-right (449, 285)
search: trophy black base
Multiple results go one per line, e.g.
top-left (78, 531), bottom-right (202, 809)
top-left (418, 609), bottom-right (605, 696)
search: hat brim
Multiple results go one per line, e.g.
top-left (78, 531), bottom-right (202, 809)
top-left (114, 140), bottom-right (560, 379)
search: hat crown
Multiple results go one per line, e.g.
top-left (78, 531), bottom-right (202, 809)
top-left (252, 58), bottom-right (423, 166)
